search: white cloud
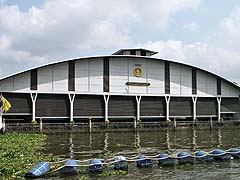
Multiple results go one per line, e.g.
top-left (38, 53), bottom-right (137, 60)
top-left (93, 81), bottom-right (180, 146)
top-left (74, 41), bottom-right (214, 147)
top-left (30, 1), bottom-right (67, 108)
top-left (0, 1), bottom-right (133, 56)
top-left (0, 0), bottom-right (201, 78)
top-left (183, 22), bottom-right (199, 31)
top-left (221, 7), bottom-right (240, 37)
top-left (0, 0), bottom-right (201, 54)
top-left (131, 0), bottom-right (201, 28)
top-left (139, 40), bottom-right (240, 83)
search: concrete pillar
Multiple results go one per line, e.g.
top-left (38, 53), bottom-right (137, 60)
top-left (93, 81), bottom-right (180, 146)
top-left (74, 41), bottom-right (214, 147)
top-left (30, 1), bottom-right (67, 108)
top-left (173, 118), bottom-right (176, 131)
top-left (68, 94), bottom-right (76, 123)
top-left (136, 96), bottom-right (142, 122)
top-left (217, 97), bottom-right (222, 122)
top-left (210, 117), bottom-right (213, 129)
top-left (89, 118), bottom-right (92, 133)
top-left (2, 118), bottom-right (5, 133)
top-left (134, 117), bottom-right (137, 129)
top-left (30, 93), bottom-right (38, 123)
top-left (40, 117), bottom-right (43, 132)
top-left (103, 94), bottom-right (110, 123)
top-left (192, 96), bottom-right (197, 122)
top-left (165, 96), bottom-right (171, 122)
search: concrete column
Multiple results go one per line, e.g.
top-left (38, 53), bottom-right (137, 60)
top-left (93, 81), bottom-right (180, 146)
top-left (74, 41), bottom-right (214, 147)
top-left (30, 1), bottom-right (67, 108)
top-left (68, 94), bottom-right (76, 123)
top-left (89, 118), bottom-right (92, 133)
top-left (192, 96), bottom-right (197, 122)
top-left (165, 96), bottom-right (171, 122)
top-left (103, 94), bottom-right (110, 123)
top-left (210, 117), bottom-right (213, 129)
top-left (217, 97), bottom-right (222, 122)
top-left (2, 118), bottom-right (5, 133)
top-left (30, 93), bottom-right (38, 122)
top-left (173, 118), bottom-right (176, 131)
top-left (136, 96), bottom-right (142, 122)
top-left (40, 117), bottom-right (43, 132)
top-left (134, 117), bottom-right (137, 129)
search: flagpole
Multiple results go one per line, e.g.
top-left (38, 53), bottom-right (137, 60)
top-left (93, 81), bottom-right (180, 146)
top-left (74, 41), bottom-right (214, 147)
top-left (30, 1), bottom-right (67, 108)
top-left (0, 106), bottom-right (2, 133)
top-left (0, 92), bottom-right (2, 134)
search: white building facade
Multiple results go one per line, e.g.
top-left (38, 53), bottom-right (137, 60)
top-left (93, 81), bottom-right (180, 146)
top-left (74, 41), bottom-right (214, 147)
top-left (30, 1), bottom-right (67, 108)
top-left (0, 49), bottom-right (239, 123)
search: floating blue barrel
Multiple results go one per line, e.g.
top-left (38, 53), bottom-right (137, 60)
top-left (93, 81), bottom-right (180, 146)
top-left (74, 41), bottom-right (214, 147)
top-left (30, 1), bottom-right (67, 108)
top-left (157, 153), bottom-right (176, 166)
top-left (114, 156), bottom-right (128, 170)
top-left (226, 148), bottom-right (240, 159)
top-left (25, 161), bottom-right (51, 178)
top-left (88, 158), bottom-right (104, 173)
top-left (57, 159), bottom-right (78, 175)
top-left (195, 151), bottom-right (213, 162)
top-left (209, 149), bottom-right (231, 161)
top-left (177, 152), bottom-right (194, 164)
top-left (136, 154), bottom-right (153, 168)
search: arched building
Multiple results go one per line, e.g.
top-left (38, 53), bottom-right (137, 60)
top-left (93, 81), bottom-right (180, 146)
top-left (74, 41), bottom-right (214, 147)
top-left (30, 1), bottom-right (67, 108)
top-left (0, 48), bottom-right (240, 123)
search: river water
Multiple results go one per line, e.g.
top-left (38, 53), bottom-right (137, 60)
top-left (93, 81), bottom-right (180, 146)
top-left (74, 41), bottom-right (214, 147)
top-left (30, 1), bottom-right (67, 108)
top-left (43, 127), bottom-right (240, 180)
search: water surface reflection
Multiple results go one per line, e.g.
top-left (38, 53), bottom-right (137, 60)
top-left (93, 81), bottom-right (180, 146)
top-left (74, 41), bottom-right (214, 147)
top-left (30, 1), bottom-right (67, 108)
top-left (44, 127), bottom-right (240, 179)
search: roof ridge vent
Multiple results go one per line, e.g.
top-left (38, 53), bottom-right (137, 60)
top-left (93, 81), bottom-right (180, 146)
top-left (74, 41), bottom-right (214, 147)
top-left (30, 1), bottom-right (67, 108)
top-left (112, 48), bottom-right (158, 57)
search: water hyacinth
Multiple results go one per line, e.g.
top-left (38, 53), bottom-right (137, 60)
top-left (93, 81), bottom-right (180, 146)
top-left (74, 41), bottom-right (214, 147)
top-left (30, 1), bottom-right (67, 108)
top-left (0, 133), bottom-right (56, 179)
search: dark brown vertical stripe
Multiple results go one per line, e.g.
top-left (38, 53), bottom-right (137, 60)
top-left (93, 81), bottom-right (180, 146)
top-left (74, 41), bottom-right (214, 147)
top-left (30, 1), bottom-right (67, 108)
top-left (130, 50), bottom-right (136, 55)
top-left (192, 68), bottom-right (197, 94)
top-left (68, 61), bottom-right (75, 91)
top-left (217, 78), bottom-right (221, 95)
top-left (141, 50), bottom-right (146, 56)
top-left (165, 61), bottom-right (170, 94)
top-left (31, 69), bottom-right (37, 90)
top-left (104, 57), bottom-right (109, 92)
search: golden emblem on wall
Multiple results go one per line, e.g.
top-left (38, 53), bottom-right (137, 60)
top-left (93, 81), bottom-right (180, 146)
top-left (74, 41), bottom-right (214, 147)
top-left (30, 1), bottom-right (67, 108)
top-left (134, 67), bottom-right (142, 77)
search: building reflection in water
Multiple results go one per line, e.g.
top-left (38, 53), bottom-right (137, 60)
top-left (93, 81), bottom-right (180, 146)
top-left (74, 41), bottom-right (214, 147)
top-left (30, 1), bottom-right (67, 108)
top-left (217, 127), bottom-right (222, 148)
top-left (135, 130), bottom-right (141, 154)
top-left (89, 132), bottom-right (92, 157)
top-left (191, 127), bottom-right (197, 151)
top-left (69, 132), bottom-right (74, 159)
top-left (103, 132), bottom-right (109, 156)
top-left (165, 129), bottom-right (171, 153)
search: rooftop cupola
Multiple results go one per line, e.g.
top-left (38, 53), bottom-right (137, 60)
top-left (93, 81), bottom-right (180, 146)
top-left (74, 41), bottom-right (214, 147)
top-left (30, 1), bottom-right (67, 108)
top-left (112, 48), bottom-right (158, 57)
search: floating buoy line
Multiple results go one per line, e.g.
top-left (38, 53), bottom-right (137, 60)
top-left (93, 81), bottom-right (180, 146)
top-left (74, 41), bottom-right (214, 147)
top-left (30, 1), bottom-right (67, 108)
top-left (25, 148), bottom-right (240, 178)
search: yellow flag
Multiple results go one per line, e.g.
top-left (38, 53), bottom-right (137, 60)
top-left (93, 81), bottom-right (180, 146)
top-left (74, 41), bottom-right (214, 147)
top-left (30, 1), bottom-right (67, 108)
top-left (1, 96), bottom-right (11, 113)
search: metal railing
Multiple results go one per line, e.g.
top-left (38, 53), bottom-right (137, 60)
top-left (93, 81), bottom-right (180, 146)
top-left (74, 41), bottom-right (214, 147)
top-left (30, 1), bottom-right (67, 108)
top-left (3, 119), bottom-right (240, 133)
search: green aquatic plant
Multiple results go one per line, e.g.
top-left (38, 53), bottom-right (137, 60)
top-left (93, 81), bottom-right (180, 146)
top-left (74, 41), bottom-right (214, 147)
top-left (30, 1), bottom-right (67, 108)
top-left (116, 143), bottom-right (121, 148)
top-left (79, 176), bottom-right (89, 180)
top-left (180, 163), bottom-right (193, 171)
top-left (98, 170), bottom-right (127, 178)
top-left (0, 133), bottom-right (56, 179)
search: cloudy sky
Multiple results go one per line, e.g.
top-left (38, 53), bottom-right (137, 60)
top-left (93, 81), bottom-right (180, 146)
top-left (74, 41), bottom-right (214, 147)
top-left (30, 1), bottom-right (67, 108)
top-left (0, 0), bottom-right (240, 84)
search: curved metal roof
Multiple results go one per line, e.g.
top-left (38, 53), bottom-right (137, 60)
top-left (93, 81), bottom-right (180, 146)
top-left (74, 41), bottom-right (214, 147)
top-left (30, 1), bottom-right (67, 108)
top-left (0, 54), bottom-right (239, 90)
